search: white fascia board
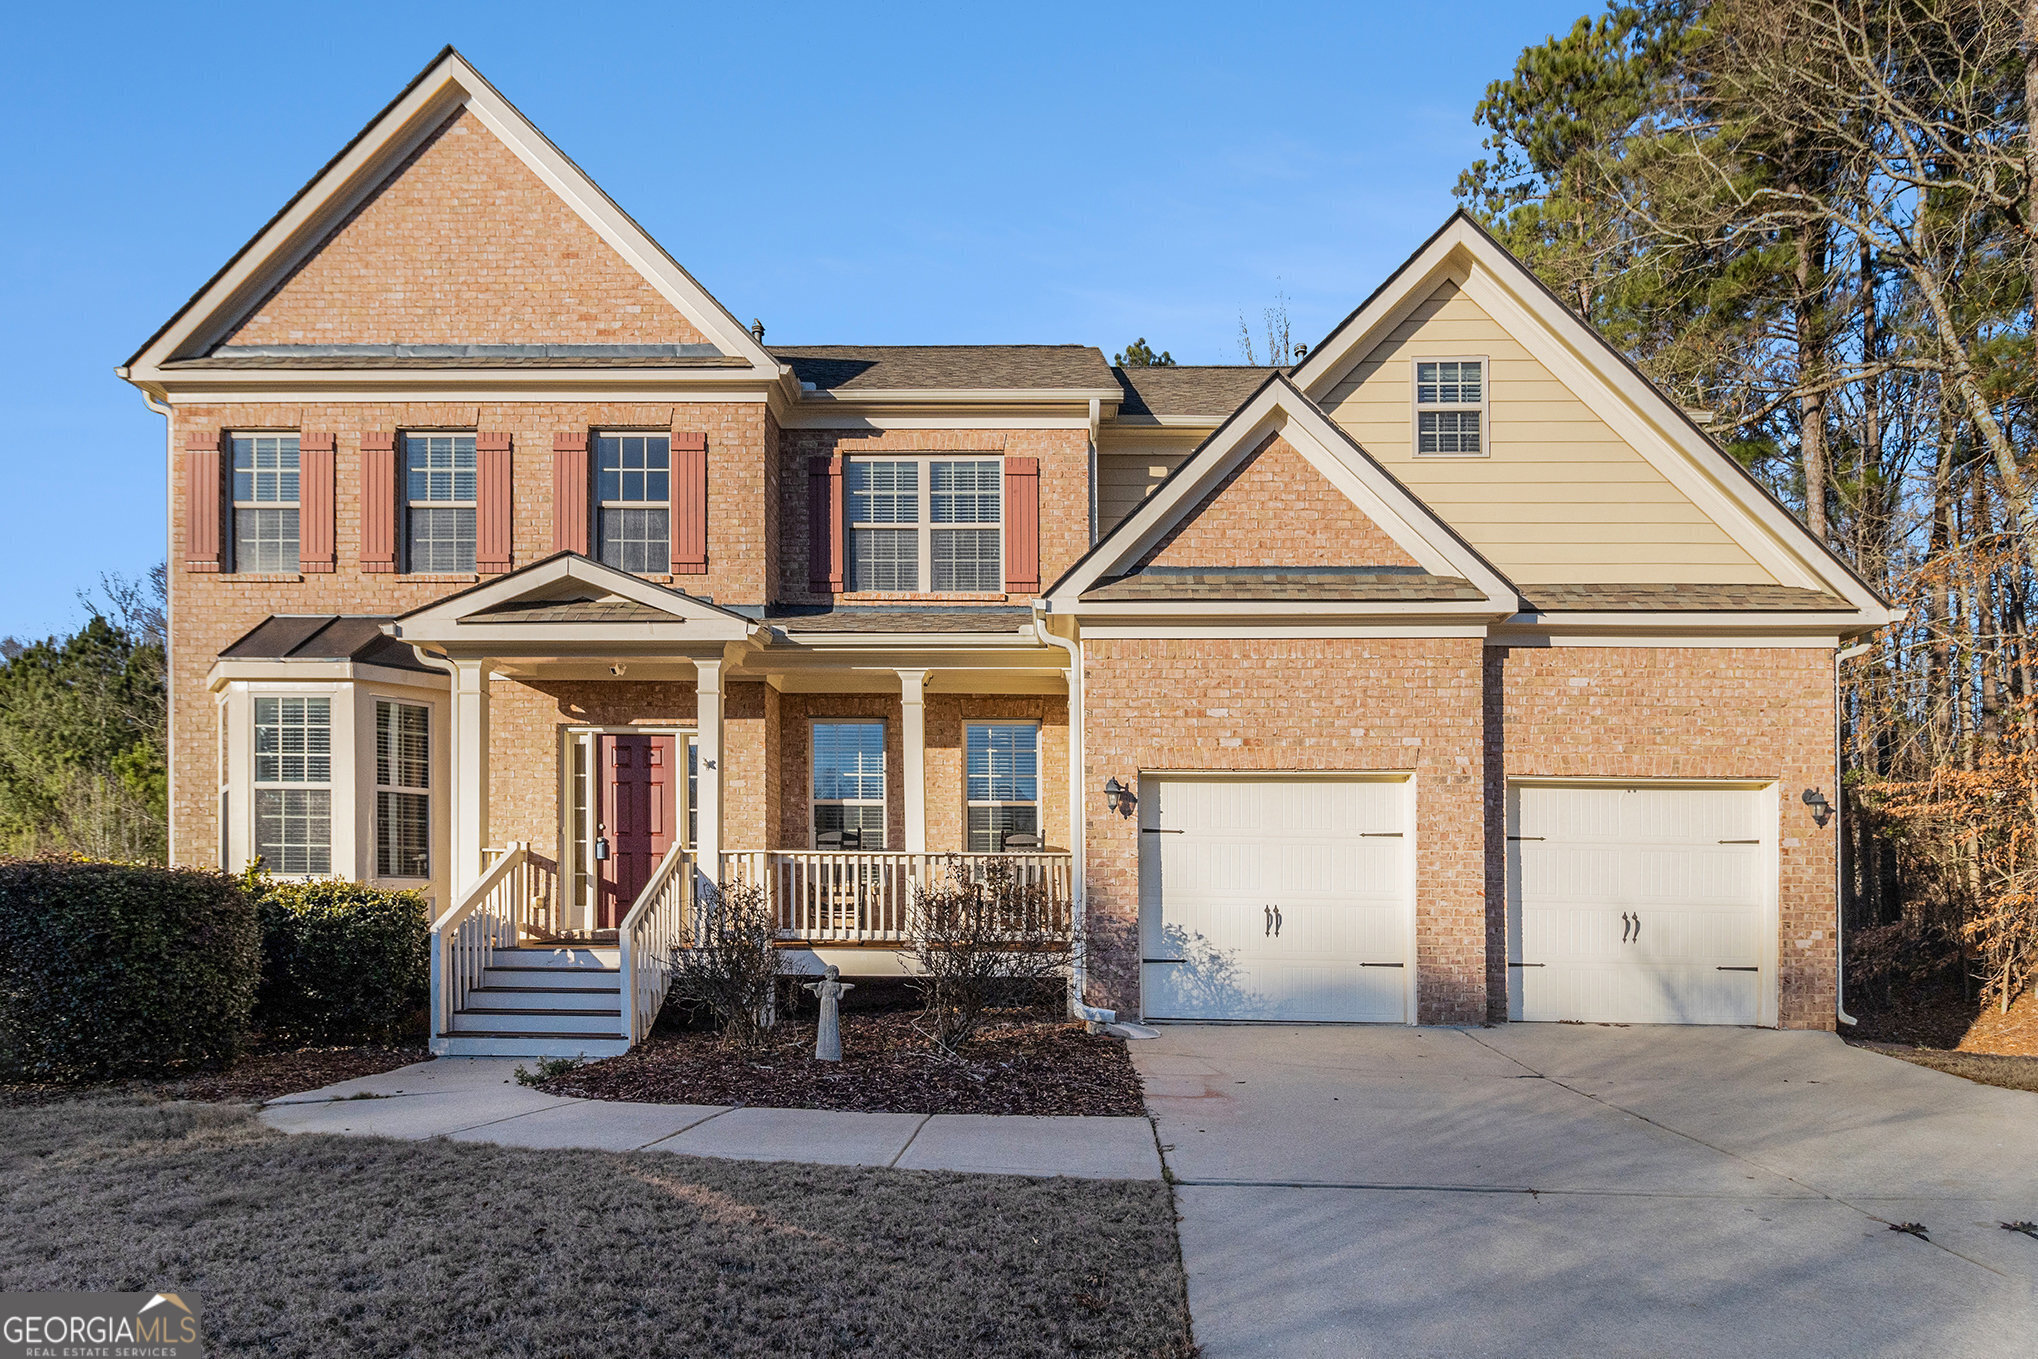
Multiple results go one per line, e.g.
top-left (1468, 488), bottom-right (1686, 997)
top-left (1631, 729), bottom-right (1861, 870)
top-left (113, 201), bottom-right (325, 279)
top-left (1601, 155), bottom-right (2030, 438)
top-left (1063, 597), bottom-right (1509, 621)
top-left (1077, 623), bottom-right (1492, 640)
top-left (796, 388), bottom-right (1125, 404)
top-left (1490, 629), bottom-right (1851, 649)
top-left (127, 51), bottom-right (776, 381)
top-left (1291, 215), bottom-right (1890, 622)
top-left (206, 658), bottom-right (452, 690)
top-left (776, 412), bottom-right (1095, 432)
top-left (157, 381), bottom-right (777, 406)
top-left (1102, 414), bottom-right (1229, 430)
top-left (391, 554), bottom-right (757, 638)
top-left (1049, 376), bottom-right (1515, 609)
top-left (767, 632), bottom-right (1047, 650)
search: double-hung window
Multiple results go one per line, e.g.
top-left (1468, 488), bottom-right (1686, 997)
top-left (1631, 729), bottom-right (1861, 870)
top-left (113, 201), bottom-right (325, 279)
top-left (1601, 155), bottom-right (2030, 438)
top-left (405, 433), bottom-right (476, 572)
top-left (847, 458), bottom-right (1002, 592)
top-left (966, 722), bottom-right (1039, 851)
top-left (375, 700), bottom-right (430, 878)
top-left (254, 697), bottom-right (331, 874)
top-left (1413, 359), bottom-right (1487, 456)
top-left (811, 721), bottom-right (886, 847)
top-left (597, 433), bottom-right (670, 573)
top-left (232, 434), bottom-right (300, 572)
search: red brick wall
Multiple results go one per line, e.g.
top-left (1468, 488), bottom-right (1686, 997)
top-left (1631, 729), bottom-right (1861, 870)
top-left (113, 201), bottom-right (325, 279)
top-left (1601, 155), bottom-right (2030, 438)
top-left (225, 109), bottom-right (707, 347)
top-left (1081, 637), bottom-right (1488, 1024)
top-left (1141, 433), bottom-right (1419, 570)
top-left (1487, 645), bottom-right (1839, 1029)
top-left (167, 399), bottom-right (765, 866)
top-left (776, 428), bottom-right (1089, 606)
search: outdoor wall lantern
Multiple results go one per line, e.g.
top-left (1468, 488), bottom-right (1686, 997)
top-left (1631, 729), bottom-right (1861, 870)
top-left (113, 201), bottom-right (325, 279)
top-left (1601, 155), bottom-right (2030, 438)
top-left (1103, 776), bottom-right (1134, 816)
top-left (1802, 787), bottom-right (1834, 828)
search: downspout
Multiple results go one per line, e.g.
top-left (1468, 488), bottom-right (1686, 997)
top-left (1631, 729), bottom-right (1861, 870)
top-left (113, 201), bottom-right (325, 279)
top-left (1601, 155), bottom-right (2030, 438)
top-left (1035, 604), bottom-right (1104, 1022)
top-left (138, 385), bottom-right (175, 864)
top-left (1834, 640), bottom-right (1873, 1027)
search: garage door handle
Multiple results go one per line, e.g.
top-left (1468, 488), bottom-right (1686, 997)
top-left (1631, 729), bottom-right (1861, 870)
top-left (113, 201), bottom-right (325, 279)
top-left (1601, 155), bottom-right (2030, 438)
top-left (1632, 913), bottom-right (1640, 942)
top-left (1264, 905), bottom-right (1282, 937)
top-left (1621, 911), bottom-right (1633, 943)
top-left (1143, 958), bottom-right (1187, 965)
top-left (1141, 828), bottom-right (1184, 834)
top-left (1716, 966), bottom-right (1759, 972)
top-left (1508, 962), bottom-right (1545, 968)
top-left (1360, 962), bottom-right (1404, 968)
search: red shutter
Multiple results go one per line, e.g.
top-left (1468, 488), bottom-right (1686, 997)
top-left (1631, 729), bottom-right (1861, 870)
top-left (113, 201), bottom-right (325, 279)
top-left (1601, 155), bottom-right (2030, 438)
top-left (360, 432), bottom-right (397, 574)
top-left (1003, 456), bottom-right (1040, 593)
top-left (671, 430), bottom-right (707, 575)
top-left (808, 456), bottom-right (845, 593)
top-left (183, 430), bottom-right (225, 573)
top-left (476, 432), bottom-right (514, 573)
top-left (553, 432), bottom-right (590, 556)
top-left (298, 432), bottom-right (336, 573)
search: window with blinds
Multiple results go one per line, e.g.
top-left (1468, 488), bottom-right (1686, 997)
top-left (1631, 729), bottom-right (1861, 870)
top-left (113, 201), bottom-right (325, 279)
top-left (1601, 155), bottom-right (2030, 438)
top-left (596, 433), bottom-right (671, 573)
top-left (966, 722), bottom-right (1039, 851)
top-left (811, 721), bottom-right (886, 847)
top-left (375, 700), bottom-right (430, 878)
top-left (232, 434), bottom-right (300, 572)
top-left (1414, 359), bottom-right (1487, 456)
top-left (847, 458), bottom-right (1002, 592)
top-left (404, 433), bottom-right (477, 572)
top-left (254, 696), bottom-right (330, 874)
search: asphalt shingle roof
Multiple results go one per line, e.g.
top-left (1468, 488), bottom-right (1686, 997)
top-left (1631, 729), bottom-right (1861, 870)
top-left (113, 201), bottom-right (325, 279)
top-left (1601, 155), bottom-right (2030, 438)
top-left (766, 606), bottom-right (1035, 634)
top-left (1081, 566), bottom-right (1489, 604)
top-left (220, 615), bottom-right (435, 671)
top-left (771, 345), bottom-right (1118, 393)
top-left (1111, 365), bottom-right (1278, 420)
top-left (1519, 583), bottom-right (1852, 612)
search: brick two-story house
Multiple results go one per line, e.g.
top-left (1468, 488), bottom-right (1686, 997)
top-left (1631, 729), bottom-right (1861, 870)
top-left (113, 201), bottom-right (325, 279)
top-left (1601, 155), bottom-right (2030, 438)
top-left (119, 50), bottom-right (1892, 1055)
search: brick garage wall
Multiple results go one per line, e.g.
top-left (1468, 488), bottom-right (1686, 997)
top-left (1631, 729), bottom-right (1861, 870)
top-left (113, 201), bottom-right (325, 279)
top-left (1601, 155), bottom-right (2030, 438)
top-left (1082, 637), bottom-right (1487, 1024)
top-left (225, 108), bottom-right (708, 347)
top-left (169, 399), bottom-right (766, 868)
top-left (1141, 433), bottom-right (1419, 570)
top-left (776, 428), bottom-right (1089, 607)
top-left (1487, 645), bottom-right (1839, 1030)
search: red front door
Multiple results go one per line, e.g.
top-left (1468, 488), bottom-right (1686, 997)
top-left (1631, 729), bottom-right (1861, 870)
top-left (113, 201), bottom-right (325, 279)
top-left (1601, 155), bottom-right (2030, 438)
top-left (598, 733), bottom-right (675, 929)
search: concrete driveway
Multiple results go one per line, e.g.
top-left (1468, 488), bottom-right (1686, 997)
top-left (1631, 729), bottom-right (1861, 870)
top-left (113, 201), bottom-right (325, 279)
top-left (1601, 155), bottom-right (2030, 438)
top-left (1134, 1025), bottom-right (2038, 1358)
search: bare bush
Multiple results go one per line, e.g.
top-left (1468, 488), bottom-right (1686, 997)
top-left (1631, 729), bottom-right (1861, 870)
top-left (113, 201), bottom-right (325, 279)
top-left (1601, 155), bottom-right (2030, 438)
top-left (668, 880), bottom-right (780, 1047)
top-left (908, 856), bottom-right (1073, 1054)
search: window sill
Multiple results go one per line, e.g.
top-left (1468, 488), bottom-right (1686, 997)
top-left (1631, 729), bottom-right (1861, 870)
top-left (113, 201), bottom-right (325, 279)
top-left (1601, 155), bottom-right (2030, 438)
top-left (839, 591), bottom-right (1011, 603)
top-left (227, 573), bottom-right (305, 583)
top-left (400, 573), bottom-right (481, 583)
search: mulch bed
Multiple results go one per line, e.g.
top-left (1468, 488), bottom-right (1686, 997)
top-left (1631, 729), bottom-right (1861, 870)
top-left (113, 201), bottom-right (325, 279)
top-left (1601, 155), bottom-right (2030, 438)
top-left (0, 1044), bottom-right (429, 1108)
top-left (542, 1010), bottom-right (1145, 1116)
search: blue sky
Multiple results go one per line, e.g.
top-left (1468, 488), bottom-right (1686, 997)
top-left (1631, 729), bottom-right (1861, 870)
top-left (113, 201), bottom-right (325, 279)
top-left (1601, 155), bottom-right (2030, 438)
top-left (0, 0), bottom-right (1590, 641)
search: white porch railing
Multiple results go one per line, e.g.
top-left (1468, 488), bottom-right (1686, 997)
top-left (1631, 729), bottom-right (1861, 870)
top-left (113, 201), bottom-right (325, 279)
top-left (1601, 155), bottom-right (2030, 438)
top-left (429, 841), bottom-right (531, 1039)
top-left (720, 851), bottom-right (1073, 944)
top-left (618, 841), bottom-right (694, 1044)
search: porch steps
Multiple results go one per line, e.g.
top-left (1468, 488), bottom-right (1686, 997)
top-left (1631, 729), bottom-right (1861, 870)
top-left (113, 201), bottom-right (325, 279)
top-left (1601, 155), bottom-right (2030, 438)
top-left (437, 946), bottom-right (632, 1059)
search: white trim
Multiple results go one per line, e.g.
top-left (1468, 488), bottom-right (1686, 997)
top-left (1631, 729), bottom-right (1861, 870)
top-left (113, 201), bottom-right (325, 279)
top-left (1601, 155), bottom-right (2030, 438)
top-left (1409, 354), bottom-right (1490, 458)
top-left (125, 49), bottom-right (777, 381)
top-left (1079, 624), bottom-right (1493, 640)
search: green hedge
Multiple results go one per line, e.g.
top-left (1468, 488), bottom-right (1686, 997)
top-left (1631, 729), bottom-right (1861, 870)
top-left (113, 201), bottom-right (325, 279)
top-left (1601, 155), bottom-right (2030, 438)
top-left (253, 878), bottom-right (430, 1046)
top-left (0, 858), bottom-right (260, 1082)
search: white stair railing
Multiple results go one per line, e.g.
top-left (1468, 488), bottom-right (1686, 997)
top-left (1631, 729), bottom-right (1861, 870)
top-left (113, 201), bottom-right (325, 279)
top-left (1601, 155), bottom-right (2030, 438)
top-left (618, 841), bottom-right (693, 1045)
top-left (428, 842), bottom-right (530, 1043)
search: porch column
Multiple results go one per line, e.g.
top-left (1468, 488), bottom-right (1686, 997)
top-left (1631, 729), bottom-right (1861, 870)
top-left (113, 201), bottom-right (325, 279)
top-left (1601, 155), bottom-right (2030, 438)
top-left (898, 668), bottom-right (928, 853)
top-left (695, 658), bottom-right (724, 876)
top-left (450, 660), bottom-right (491, 895)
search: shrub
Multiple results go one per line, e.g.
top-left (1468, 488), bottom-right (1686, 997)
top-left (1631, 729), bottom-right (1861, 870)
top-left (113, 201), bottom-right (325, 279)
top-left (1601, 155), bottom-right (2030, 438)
top-left (909, 856), bottom-right (1073, 1053)
top-left (668, 880), bottom-right (780, 1047)
top-left (0, 857), bottom-right (259, 1081)
top-left (252, 877), bottom-right (430, 1046)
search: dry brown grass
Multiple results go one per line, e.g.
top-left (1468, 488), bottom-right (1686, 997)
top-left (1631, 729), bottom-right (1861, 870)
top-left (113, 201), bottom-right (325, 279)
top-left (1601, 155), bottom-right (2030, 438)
top-left (0, 1098), bottom-right (1194, 1358)
top-left (1850, 1041), bottom-right (2038, 1094)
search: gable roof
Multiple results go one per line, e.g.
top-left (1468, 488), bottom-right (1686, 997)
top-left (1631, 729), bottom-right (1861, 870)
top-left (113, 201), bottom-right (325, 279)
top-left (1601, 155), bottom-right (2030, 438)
top-left (772, 345), bottom-right (1120, 397)
top-left (389, 552), bottom-right (760, 652)
top-left (1288, 211), bottom-right (1894, 624)
top-left (121, 47), bottom-right (777, 382)
top-left (1047, 374), bottom-right (1518, 618)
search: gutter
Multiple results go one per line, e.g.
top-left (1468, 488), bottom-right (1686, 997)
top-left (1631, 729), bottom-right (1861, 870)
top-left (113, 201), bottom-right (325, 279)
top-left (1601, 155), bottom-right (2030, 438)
top-left (1834, 640), bottom-right (1874, 1027)
top-left (1033, 604), bottom-right (1107, 1023)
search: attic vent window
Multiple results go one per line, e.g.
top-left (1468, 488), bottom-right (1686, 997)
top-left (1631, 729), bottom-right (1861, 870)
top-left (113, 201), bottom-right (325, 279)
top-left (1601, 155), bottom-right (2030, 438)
top-left (1413, 358), bottom-right (1487, 457)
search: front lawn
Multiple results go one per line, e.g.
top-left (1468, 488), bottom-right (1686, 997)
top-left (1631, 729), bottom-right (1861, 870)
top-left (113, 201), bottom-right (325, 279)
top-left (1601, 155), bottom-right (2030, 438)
top-left (0, 1098), bottom-right (1194, 1358)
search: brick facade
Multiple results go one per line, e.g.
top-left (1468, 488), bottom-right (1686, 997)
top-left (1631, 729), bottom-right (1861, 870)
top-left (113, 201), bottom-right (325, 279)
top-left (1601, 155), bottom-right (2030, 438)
top-left (1081, 637), bottom-right (1489, 1025)
top-left (1141, 433), bottom-right (1420, 570)
top-left (226, 110), bottom-right (707, 348)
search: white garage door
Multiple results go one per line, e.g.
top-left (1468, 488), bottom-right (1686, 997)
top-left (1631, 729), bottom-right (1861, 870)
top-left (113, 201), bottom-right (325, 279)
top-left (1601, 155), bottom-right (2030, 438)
top-left (1507, 784), bottom-right (1771, 1026)
top-left (1139, 777), bottom-right (1410, 1022)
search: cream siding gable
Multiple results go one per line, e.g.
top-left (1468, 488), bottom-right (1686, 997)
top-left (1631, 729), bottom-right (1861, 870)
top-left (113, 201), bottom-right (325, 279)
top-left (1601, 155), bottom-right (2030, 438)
top-left (1321, 277), bottom-right (1775, 586)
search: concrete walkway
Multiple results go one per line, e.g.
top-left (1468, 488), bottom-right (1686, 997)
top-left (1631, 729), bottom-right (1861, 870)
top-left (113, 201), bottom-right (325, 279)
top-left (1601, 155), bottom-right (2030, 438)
top-left (261, 1057), bottom-right (1161, 1180)
top-left (1136, 1024), bottom-right (2038, 1359)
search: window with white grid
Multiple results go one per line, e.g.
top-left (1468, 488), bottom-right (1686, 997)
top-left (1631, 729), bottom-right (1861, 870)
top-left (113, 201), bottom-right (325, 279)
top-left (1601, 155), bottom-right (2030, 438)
top-left (405, 433), bottom-right (476, 573)
top-left (966, 722), bottom-right (1039, 851)
top-left (847, 457), bottom-right (1002, 592)
top-left (254, 696), bottom-right (331, 875)
top-left (811, 721), bottom-right (886, 847)
top-left (1413, 358), bottom-right (1487, 456)
top-left (375, 700), bottom-right (430, 878)
top-left (231, 434), bottom-right (300, 572)
top-left (596, 433), bottom-right (671, 574)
